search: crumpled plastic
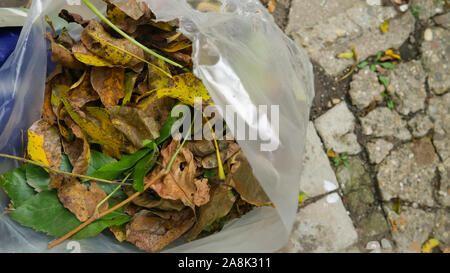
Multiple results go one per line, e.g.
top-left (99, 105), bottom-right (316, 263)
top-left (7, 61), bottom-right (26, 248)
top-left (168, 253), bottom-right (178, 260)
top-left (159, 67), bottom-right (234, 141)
top-left (0, 0), bottom-right (314, 253)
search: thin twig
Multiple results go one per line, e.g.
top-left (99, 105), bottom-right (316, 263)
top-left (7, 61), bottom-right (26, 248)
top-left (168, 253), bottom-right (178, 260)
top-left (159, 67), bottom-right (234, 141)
top-left (47, 171), bottom-right (166, 249)
top-left (0, 153), bottom-right (131, 186)
top-left (82, 0), bottom-right (184, 69)
top-left (94, 173), bottom-right (131, 216)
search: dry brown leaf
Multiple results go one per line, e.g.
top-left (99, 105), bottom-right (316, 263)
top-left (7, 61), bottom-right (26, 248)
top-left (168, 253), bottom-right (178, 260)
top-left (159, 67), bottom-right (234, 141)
top-left (226, 152), bottom-right (270, 206)
top-left (61, 116), bottom-right (91, 175)
top-left (107, 106), bottom-right (160, 149)
top-left (57, 178), bottom-right (108, 222)
top-left (201, 142), bottom-right (240, 169)
top-left (68, 70), bottom-right (100, 108)
top-left (123, 186), bottom-right (185, 211)
top-left (150, 140), bottom-right (210, 207)
top-left (59, 9), bottom-right (89, 27)
top-left (185, 184), bottom-right (236, 241)
top-left (126, 209), bottom-right (195, 253)
top-left (90, 66), bottom-right (125, 108)
top-left (47, 32), bottom-right (85, 70)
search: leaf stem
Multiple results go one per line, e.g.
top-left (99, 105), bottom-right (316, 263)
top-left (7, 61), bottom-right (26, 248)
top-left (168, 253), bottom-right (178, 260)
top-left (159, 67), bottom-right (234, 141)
top-left (0, 153), bottom-right (131, 186)
top-left (82, 0), bottom-right (184, 69)
top-left (94, 173), bottom-right (131, 216)
top-left (202, 114), bottom-right (226, 180)
top-left (47, 171), bottom-right (166, 248)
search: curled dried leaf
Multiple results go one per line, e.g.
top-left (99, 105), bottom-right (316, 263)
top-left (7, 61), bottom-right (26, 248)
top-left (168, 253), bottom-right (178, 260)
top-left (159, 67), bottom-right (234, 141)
top-left (68, 70), bottom-right (100, 108)
top-left (126, 208), bottom-right (195, 253)
top-left (61, 117), bottom-right (91, 175)
top-left (47, 32), bottom-right (85, 70)
top-left (201, 142), bottom-right (240, 169)
top-left (123, 186), bottom-right (185, 211)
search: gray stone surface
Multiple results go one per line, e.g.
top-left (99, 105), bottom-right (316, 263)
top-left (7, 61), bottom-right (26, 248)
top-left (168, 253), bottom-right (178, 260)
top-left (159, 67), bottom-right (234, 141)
top-left (359, 211), bottom-right (390, 239)
top-left (287, 0), bottom-right (415, 75)
top-left (388, 60), bottom-right (427, 115)
top-left (282, 196), bottom-right (358, 253)
top-left (314, 102), bottom-right (362, 155)
top-left (336, 157), bottom-right (375, 217)
top-left (377, 138), bottom-right (439, 207)
top-left (349, 67), bottom-right (384, 110)
top-left (437, 159), bottom-right (450, 207)
top-left (385, 205), bottom-right (435, 253)
top-left (408, 113), bottom-right (434, 138)
top-left (360, 107), bottom-right (412, 141)
top-left (434, 210), bottom-right (450, 249)
top-left (434, 13), bottom-right (450, 29)
top-left (421, 27), bottom-right (450, 95)
top-left (299, 122), bottom-right (339, 198)
top-left (366, 139), bottom-right (394, 164)
top-left (412, 0), bottom-right (445, 21)
top-left (428, 93), bottom-right (450, 161)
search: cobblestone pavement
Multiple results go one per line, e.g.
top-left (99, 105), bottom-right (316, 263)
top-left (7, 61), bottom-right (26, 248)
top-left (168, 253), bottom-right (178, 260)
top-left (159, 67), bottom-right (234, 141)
top-left (267, 0), bottom-right (450, 253)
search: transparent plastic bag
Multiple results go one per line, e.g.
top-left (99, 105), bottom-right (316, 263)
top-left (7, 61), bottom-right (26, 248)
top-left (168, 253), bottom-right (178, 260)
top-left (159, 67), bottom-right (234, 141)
top-left (0, 0), bottom-right (314, 253)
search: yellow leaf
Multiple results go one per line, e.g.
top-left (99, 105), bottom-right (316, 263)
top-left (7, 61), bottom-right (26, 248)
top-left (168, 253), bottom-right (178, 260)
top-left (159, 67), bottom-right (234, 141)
top-left (73, 52), bottom-right (114, 67)
top-left (28, 131), bottom-right (50, 166)
top-left (139, 73), bottom-right (211, 106)
top-left (336, 52), bottom-right (354, 59)
top-left (327, 149), bottom-right (339, 159)
top-left (149, 21), bottom-right (174, 32)
top-left (421, 238), bottom-right (439, 253)
top-left (27, 120), bottom-right (62, 169)
top-left (380, 20), bottom-right (390, 34)
top-left (147, 57), bottom-right (173, 91)
top-left (268, 0), bottom-right (276, 14)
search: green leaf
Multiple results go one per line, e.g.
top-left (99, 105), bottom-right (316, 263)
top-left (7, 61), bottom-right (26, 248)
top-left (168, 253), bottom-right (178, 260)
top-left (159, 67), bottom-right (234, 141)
top-left (343, 161), bottom-right (350, 168)
top-left (8, 191), bottom-right (130, 240)
top-left (203, 169), bottom-right (216, 179)
top-left (379, 75), bottom-right (389, 89)
top-left (155, 114), bottom-right (181, 145)
top-left (25, 164), bottom-right (51, 192)
top-left (87, 148), bottom-right (150, 182)
top-left (333, 157), bottom-right (342, 166)
top-left (60, 155), bottom-right (73, 172)
top-left (387, 100), bottom-right (395, 110)
top-left (370, 64), bottom-right (377, 71)
top-left (86, 150), bottom-right (117, 176)
top-left (375, 52), bottom-right (382, 62)
top-left (132, 145), bottom-right (158, 192)
top-left (380, 62), bottom-right (395, 69)
top-left (357, 61), bottom-right (369, 69)
top-left (381, 92), bottom-right (388, 98)
top-left (0, 166), bottom-right (36, 207)
top-left (341, 153), bottom-right (348, 160)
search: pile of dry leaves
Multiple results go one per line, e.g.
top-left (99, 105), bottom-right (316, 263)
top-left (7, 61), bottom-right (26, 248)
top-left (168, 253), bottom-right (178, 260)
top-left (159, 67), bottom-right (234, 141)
top-left (0, 0), bottom-right (271, 253)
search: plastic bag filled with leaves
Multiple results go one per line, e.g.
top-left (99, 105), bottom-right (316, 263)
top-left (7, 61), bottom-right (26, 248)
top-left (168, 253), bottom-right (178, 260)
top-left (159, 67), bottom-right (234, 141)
top-left (0, 0), bottom-right (314, 253)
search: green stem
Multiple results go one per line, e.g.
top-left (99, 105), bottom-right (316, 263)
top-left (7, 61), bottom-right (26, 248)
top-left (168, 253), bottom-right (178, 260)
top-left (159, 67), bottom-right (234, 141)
top-left (0, 153), bottom-right (131, 186)
top-left (82, 0), bottom-right (184, 68)
top-left (94, 173), bottom-right (131, 216)
top-left (166, 114), bottom-right (194, 173)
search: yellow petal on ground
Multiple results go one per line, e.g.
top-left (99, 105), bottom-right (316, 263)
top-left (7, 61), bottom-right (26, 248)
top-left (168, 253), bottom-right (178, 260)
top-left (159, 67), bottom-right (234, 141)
top-left (421, 238), bottom-right (440, 253)
top-left (380, 20), bottom-right (390, 34)
top-left (336, 52), bottom-right (354, 59)
top-left (385, 49), bottom-right (401, 60)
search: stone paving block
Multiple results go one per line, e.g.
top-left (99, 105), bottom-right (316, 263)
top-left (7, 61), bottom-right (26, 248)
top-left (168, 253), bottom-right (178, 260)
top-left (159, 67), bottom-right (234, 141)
top-left (366, 139), bottom-right (394, 164)
top-left (421, 27), bottom-right (450, 95)
top-left (388, 60), bottom-right (427, 115)
top-left (412, 0), bottom-right (445, 21)
top-left (384, 205), bottom-right (435, 253)
top-left (287, 0), bottom-right (415, 75)
top-left (281, 196), bottom-right (358, 253)
top-left (349, 67), bottom-right (384, 110)
top-left (428, 93), bottom-right (450, 161)
top-left (377, 138), bottom-right (439, 207)
top-left (360, 107), bottom-right (411, 141)
top-left (299, 122), bottom-right (339, 198)
top-left (314, 102), bottom-right (361, 155)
